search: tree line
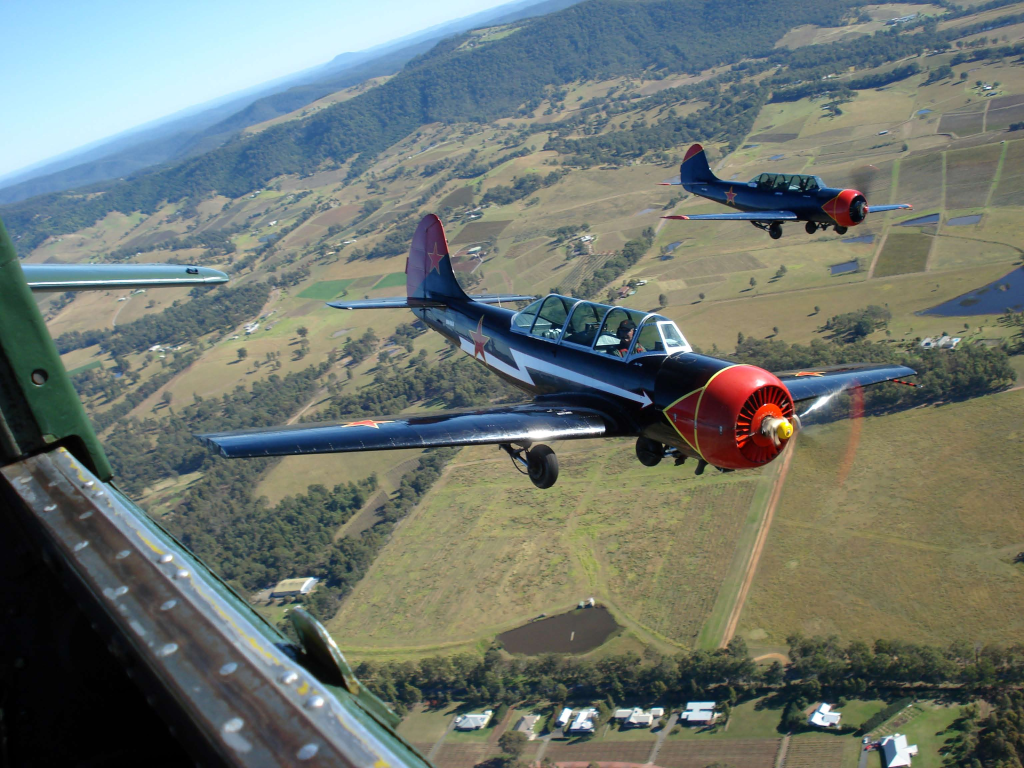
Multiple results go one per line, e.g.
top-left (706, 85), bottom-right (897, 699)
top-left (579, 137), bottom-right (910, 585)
top-left (54, 282), bottom-right (269, 357)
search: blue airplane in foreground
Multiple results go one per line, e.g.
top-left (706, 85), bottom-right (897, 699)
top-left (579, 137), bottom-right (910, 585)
top-left (199, 214), bottom-right (917, 489)
top-left (662, 144), bottom-right (912, 239)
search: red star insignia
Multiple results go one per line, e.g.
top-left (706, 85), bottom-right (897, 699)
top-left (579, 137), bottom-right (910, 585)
top-left (725, 186), bottom-right (737, 205)
top-left (470, 316), bottom-right (489, 361)
top-left (427, 243), bottom-right (445, 274)
top-left (794, 371), bottom-right (825, 377)
top-left (342, 419), bottom-right (394, 428)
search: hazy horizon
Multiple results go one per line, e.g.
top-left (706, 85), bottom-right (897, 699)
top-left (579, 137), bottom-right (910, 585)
top-left (1, 0), bottom-right (514, 179)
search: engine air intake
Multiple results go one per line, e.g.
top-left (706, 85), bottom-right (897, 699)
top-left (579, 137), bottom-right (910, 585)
top-left (735, 384), bottom-right (795, 464)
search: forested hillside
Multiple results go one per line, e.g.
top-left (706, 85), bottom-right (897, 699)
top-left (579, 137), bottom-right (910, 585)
top-left (2, 0), bottom-right (867, 253)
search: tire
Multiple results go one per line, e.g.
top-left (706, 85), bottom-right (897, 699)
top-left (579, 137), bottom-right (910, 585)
top-left (527, 444), bottom-right (559, 489)
top-left (805, 221), bottom-right (817, 235)
top-left (635, 437), bottom-right (663, 467)
top-left (835, 225), bottom-right (848, 235)
top-left (769, 222), bottom-right (783, 240)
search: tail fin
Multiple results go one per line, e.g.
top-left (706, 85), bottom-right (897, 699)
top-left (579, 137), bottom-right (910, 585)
top-left (679, 144), bottom-right (717, 190)
top-left (407, 214), bottom-right (470, 303)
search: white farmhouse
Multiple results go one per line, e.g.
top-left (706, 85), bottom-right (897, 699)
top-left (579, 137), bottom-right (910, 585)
top-left (809, 703), bottom-right (842, 728)
top-left (568, 708), bottom-right (598, 733)
top-left (555, 707), bottom-right (572, 729)
top-left (880, 733), bottom-right (919, 767)
top-left (454, 710), bottom-right (493, 731)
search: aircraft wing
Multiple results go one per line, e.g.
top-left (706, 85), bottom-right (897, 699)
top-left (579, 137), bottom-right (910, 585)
top-left (868, 204), bottom-right (913, 213)
top-left (198, 404), bottom-right (616, 458)
top-left (328, 293), bottom-right (534, 310)
top-left (774, 363), bottom-right (918, 404)
top-left (662, 211), bottom-right (799, 221)
top-left (22, 263), bottom-right (229, 291)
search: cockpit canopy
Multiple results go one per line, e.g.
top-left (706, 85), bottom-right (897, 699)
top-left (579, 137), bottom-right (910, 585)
top-left (749, 172), bottom-right (823, 193)
top-left (512, 294), bottom-right (691, 359)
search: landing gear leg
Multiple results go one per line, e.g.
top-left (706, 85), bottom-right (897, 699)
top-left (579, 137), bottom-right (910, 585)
top-left (695, 459), bottom-right (708, 476)
top-left (768, 222), bottom-right (783, 240)
top-left (635, 437), bottom-right (664, 467)
top-left (501, 443), bottom-right (559, 488)
top-left (805, 221), bottom-right (818, 235)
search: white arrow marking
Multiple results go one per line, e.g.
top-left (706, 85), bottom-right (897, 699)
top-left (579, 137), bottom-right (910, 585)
top-left (459, 338), bottom-right (652, 407)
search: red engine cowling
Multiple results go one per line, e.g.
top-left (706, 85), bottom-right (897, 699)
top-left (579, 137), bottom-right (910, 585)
top-left (664, 365), bottom-right (795, 469)
top-left (823, 189), bottom-right (868, 228)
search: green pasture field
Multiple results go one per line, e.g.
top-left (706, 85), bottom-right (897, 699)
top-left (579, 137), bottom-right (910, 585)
top-left (66, 360), bottom-right (102, 377)
top-left (450, 220), bottom-right (512, 244)
top-left (738, 389), bottom-right (1024, 647)
top-left (373, 272), bottom-right (406, 289)
top-left (872, 233), bottom-right (932, 277)
top-left (296, 279), bottom-right (354, 300)
top-left (397, 703), bottom-right (461, 743)
top-left (945, 144), bottom-right (1002, 210)
top-left (326, 439), bottom-right (766, 655)
top-left (438, 187), bottom-right (474, 209)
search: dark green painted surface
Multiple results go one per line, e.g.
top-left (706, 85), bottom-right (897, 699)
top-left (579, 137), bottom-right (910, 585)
top-left (0, 219), bottom-right (112, 478)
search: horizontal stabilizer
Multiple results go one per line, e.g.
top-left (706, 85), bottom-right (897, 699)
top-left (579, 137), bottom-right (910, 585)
top-left (662, 211), bottom-right (798, 221)
top-left (328, 293), bottom-right (534, 310)
top-left (869, 204), bottom-right (914, 213)
top-left (775, 363), bottom-right (918, 404)
top-left (198, 404), bottom-right (614, 458)
top-left (23, 263), bottom-right (228, 291)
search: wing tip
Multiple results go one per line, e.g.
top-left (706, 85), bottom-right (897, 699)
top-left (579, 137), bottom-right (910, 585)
top-left (661, 215), bottom-right (689, 220)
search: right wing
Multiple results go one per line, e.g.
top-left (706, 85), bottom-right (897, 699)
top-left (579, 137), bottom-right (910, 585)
top-left (662, 211), bottom-right (799, 221)
top-left (328, 293), bottom-right (534, 310)
top-left (22, 263), bottom-right (229, 291)
top-left (198, 404), bottom-right (617, 458)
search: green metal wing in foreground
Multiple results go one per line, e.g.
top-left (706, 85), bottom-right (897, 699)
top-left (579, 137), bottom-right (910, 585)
top-left (21, 262), bottom-right (229, 291)
top-left (0, 217), bottom-right (430, 768)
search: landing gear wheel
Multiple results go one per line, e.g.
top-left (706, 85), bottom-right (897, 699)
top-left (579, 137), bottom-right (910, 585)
top-left (805, 221), bottom-right (818, 235)
top-left (769, 222), bottom-right (783, 240)
top-left (635, 437), bottom-right (663, 467)
top-left (834, 225), bottom-right (848, 235)
top-left (527, 444), bottom-right (559, 489)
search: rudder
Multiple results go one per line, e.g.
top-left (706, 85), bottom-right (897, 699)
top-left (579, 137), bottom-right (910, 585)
top-left (678, 143), bottom-right (717, 190)
top-left (406, 214), bottom-right (469, 302)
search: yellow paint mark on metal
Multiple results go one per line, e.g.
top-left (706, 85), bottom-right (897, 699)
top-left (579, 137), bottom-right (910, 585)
top-left (298, 681), bottom-right (310, 695)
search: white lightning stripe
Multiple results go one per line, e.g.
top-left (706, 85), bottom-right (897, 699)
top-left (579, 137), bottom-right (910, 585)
top-left (459, 338), bottom-right (652, 407)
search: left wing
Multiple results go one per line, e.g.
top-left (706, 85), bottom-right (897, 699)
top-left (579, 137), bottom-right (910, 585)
top-left (775, 363), bottom-right (917, 404)
top-left (868, 204), bottom-right (913, 213)
top-left (22, 263), bottom-right (229, 291)
top-left (198, 404), bottom-right (618, 458)
top-left (663, 211), bottom-right (799, 221)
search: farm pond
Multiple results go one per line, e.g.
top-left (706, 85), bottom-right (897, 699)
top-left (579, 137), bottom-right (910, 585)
top-left (497, 607), bottom-right (620, 654)
top-left (922, 267), bottom-right (1024, 315)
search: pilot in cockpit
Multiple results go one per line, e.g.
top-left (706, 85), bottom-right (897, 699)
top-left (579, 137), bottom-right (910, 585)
top-left (614, 320), bottom-right (644, 357)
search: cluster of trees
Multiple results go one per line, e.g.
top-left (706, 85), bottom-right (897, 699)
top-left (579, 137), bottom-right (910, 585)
top-left (105, 226), bottom-right (241, 263)
top-left (728, 334), bottom-right (1016, 413)
top-left (317, 353), bottom-right (519, 423)
top-left (423, 146), bottom-right (531, 180)
top-left (104, 361), bottom-right (333, 494)
top-left (548, 83), bottom-right (766, 165)
top-left (348, 217), bottom-right (418, 260)
top-left (342, 328), bottom-right (380, 365)
top-left (769, 63), bottom-right (920, 103)
top-left (354, 633), bottom-right (1024, 716)
top-left (942, 691), bottom-right (1024, 766)
top-left (54, 283), bottom-right (269, 357)
top-left (481, 171), bottom-right (566, 207)
top-left (575, 228), bottom-right (655, 300)
top-left (818, 305), bottom-right (892, 341)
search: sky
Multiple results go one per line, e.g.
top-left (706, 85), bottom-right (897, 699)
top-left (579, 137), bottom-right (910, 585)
top-left (0, 0), bottom-right (514, 179)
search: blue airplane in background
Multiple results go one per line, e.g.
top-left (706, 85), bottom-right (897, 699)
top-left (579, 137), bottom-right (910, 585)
top-left (661, 143), bottom-right (913, 239)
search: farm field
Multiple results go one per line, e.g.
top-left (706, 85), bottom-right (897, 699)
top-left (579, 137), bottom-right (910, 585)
top-left (738, 388), bottom-right (1024, 648)
top-left (327, 438), bottom-right (770, 655)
